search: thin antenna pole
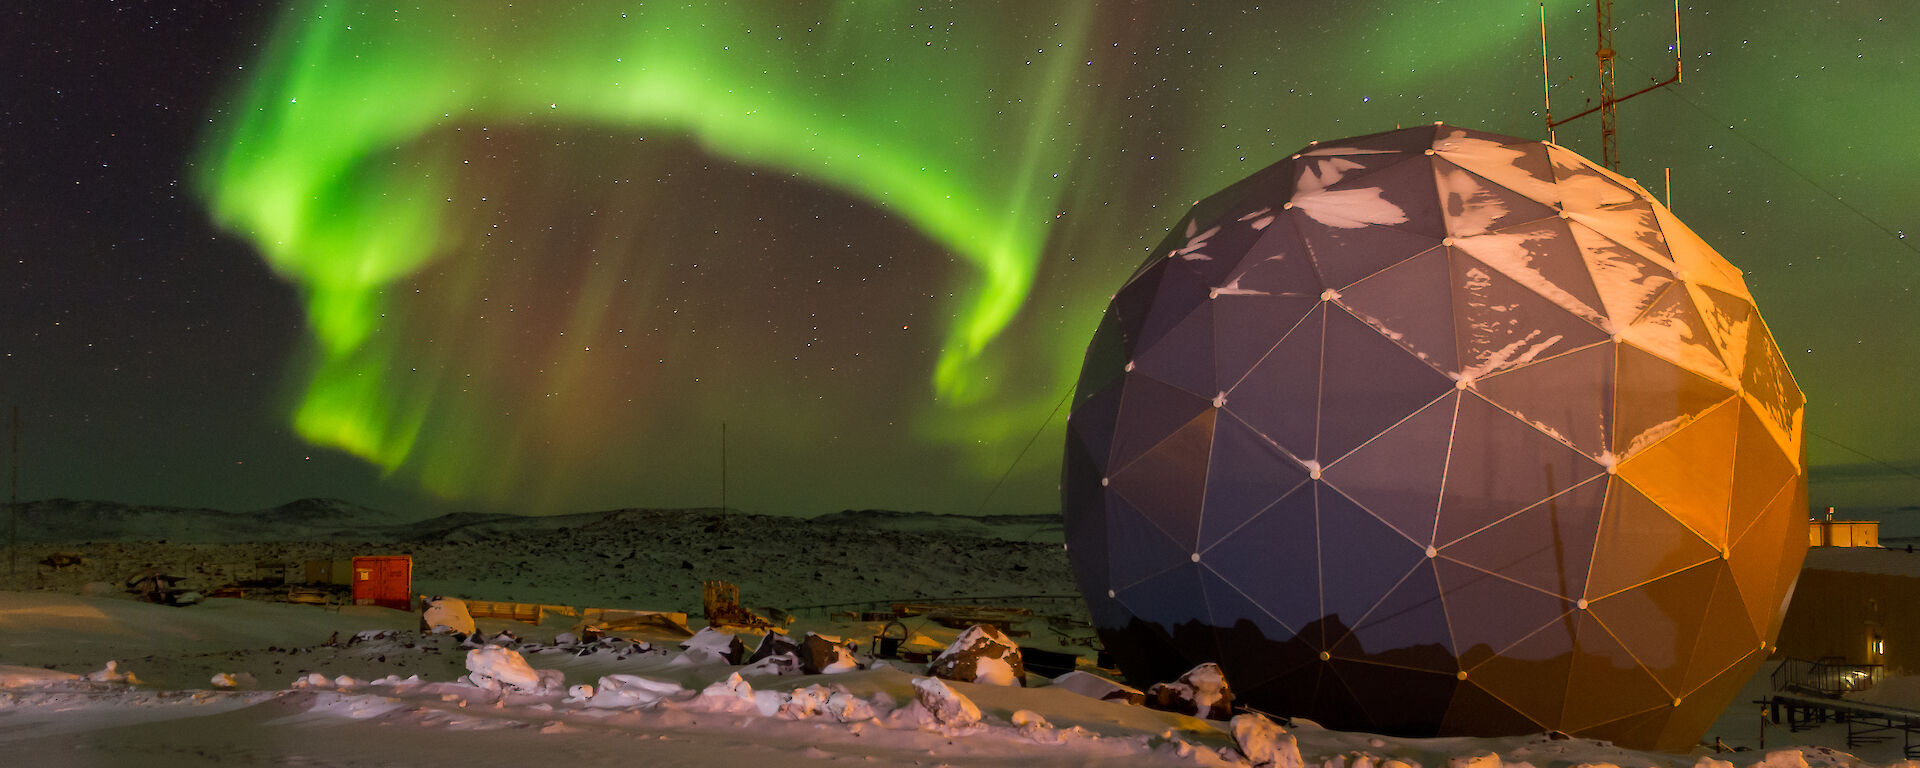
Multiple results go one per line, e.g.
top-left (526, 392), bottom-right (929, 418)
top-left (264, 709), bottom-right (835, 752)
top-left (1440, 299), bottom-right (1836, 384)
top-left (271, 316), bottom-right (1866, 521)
top-left (1673, 0), bottom-right (1683, 84)
top-left (9, 406), bottom-right (17, 585)
top-left (720, 421), bottom-right (728, 513)
top-left (1541, 3), bottom-right (1554, 143)
top-left (1664, 167), bottom-right (1672, 209)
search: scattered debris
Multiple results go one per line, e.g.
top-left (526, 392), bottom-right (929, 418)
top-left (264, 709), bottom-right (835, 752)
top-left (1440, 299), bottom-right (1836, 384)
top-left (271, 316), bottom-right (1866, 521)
top-left (701, 580), bottom-right (778, 630)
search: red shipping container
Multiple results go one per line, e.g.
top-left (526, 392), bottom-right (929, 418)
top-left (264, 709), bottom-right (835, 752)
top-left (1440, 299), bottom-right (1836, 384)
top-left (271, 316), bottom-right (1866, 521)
top-left (351, 556), bottom-right (413, 611)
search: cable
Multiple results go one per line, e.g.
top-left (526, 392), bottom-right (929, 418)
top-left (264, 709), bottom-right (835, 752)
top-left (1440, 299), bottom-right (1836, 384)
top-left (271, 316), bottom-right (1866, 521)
top-left (972, 385), bottom-right (1076, 517)
top-left (1618, 63), bottom-right (1914, 257)
top-left (1806, 430), bottom-right (1920, 489)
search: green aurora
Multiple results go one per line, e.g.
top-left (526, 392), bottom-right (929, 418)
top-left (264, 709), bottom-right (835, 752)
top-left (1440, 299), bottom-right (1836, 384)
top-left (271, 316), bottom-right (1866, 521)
top-left (190, 0), bottom-right (1919, 515)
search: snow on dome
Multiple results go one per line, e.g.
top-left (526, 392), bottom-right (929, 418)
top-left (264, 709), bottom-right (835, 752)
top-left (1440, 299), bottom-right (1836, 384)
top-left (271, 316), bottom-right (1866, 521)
top-left (1063, 123), bottom-right (1809, 752)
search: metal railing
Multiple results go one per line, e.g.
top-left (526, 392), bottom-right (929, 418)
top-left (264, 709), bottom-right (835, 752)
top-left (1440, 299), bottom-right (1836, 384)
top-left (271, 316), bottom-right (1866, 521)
top-left (1772, 656), bottom-right (1885, 697)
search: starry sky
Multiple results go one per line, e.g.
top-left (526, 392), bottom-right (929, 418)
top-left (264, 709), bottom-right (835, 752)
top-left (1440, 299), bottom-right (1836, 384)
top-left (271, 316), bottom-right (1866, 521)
top-left (6, 1), bottom-right (1917, 518)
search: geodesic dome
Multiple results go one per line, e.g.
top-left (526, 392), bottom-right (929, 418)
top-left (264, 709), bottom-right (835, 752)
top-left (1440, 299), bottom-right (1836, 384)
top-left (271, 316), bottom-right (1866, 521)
top-left (1062, 123), bottom-right (1807, 751)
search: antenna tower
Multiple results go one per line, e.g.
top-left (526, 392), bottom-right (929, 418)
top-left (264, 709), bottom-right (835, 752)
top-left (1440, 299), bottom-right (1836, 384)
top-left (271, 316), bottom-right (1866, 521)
top-left (1543, 0), bottom-right (1682, 170)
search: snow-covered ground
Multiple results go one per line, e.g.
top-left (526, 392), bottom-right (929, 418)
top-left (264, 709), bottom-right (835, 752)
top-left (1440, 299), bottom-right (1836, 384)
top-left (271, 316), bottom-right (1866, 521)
top-left (0, 502), bottom-right (1909, 766)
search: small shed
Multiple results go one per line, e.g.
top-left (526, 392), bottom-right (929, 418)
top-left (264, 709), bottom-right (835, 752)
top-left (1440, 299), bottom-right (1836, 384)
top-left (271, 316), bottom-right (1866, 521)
top-left (351, 556), bottom-right (413, 611)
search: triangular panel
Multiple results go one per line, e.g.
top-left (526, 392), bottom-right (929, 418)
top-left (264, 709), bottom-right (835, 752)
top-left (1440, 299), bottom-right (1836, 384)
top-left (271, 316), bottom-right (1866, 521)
top-left (1135, 261), bottom-right (1216, 356)
top-left (1741, 320), bottom-right (1805, 462)
top-left (1227, 304), bottom-right (1324, 461)
top-left (1613, 342), bottom-right (1736, 460)
top-left (1068, 378), bottom-right (1125, 475)
top-left (1318, 307), bottom-right (1457, 463)
top-left (1131, 298), bottom-right (1217, 399)
top-left (1330, 561), bottom-right (1457, 673)
top-left (1587, 562), bottom-right (1721, 697)
top-left (1561, 610), bottom-right (1673, 731)
top-left (1213, 292), bottom-right (1319, 391)
top-left (1115, 561), bottom-right (1210, 630)
top-left (1547, 145), bottom-right (1641, 211)
top-left (1432, 127), bottom-right (1561, 206)
top-left (1451, 216), bottom-right (1608, 325)
top-left (1451, 251), bottom-right (1611, 380)
top-left (1683, 564), bottom-right (1761, 692)
top-left (1109, 373), bottom-right (1213, 474)
top-left (1305, 125), bottom-right (1439, 156)
top-left (1568, 220), bottom-right (1675, 330)
top-left (1619, 283), bottom-right (1733, 385)
top-left (1727, 481), bottom-right (1801, 640)
top-left (1331, 659), bottom-right (1459, 735)
top-left (1457, 611), bottom-right (1575, 730)
top-left (1691, 284), bottom-right (1754, 376)
top-left (1474, 341), bottom-right (1615, 460)
top-left (1075, 309), bottom-right (1130, 405)
top-left (1319, 485), bottom-right (1427, 648)
top-left (1441, 473), bottom-right (1608, 599)
top-left (1323, 393), bottom-right (1458, 546)
top-left (1336, 246), bottom-right (1459, 375)
top-left (1617, 398), bottom-right (1739, 550)
top-left (1199, 565), bottom-right (1318, 689)
top-left (1106, 495), bottom-right (1196, 593)
top-left (1204, 484), bottom-right (1323, 637)
top-left (1200, 412), bottom-right (1311, 549)
top-left (1729, 401), bottom-right (1797, 545)
top-left (1221, 213), bottom-right (1325, 297)
top-left (1434, 157), bottom-right (1559, 237)
top-left (1651, 203), bottom-right (1751, 302)
top-left (1109, 409), bottom-right (1216, 552)
top-left (1586, 479), bottom-right (1721, 600)
top-left (1437, 394), bottom-right (1604, 546)
top-left (1439, 558), bottom-right (1576, 671)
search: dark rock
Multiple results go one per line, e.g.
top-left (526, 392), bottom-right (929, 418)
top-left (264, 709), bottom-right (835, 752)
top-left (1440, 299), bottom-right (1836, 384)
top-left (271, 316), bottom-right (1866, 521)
top-left (1145, 662), bottom-right (1233, 720)
top-left (929, 624), bottom-right (1025, 686)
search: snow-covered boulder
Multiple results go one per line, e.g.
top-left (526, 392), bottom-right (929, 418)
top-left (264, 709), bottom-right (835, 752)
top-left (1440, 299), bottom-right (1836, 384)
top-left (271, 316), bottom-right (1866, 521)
top-left (1231, 712), bottom-right (1303, 768)
top-left (779, 683), bottom-right (834, 719)
top-left (1052, 670), bottom-right (1144, 705)
top-left (929, 624), bottom-right (1025, 686)
top-left (418, 595), bottom-right (474, 633)
top-left (827, 690), bottom-right (877, 723)
top-left (686, 672), bottom-right (759, 714)
top-left (799, 632), bottom-right (861, 674)
top-left (911, 676), bottom-right (982, 727)
top-left (1146, 662), bottom-right (1233, 720)
top-left (679, 627), bottom-right (746, 665)
top-left (587, 674), bottom-right (685, 708)
top-left (465, 646), bottom-right (555, 693)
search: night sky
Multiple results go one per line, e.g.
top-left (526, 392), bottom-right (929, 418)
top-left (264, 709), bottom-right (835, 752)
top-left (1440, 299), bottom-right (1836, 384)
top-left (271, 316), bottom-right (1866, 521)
top-left (6, 1), bottom-right (1916, 518)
